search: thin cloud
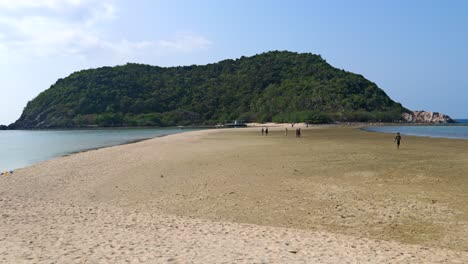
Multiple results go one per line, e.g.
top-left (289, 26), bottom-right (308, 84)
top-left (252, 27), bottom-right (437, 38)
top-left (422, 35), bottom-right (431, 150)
top-left (0, 0), bottom-right (111, 10)
top-left (158, 34), bottom-right (212, 52)
top-left (0, 0), bottom-right (211, 59)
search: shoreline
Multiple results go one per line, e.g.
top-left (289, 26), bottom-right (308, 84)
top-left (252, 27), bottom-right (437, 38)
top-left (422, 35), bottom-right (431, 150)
top-left (1, 126), bottom-right (467, 262)
top-left (1, 128), bottom-right (204, 172)
top-left (6, 124), bottom-right (467, 173)
top-left (361, 125), bottom-right (468, 140)
top-left (64, 137), bottom-right (152, 157)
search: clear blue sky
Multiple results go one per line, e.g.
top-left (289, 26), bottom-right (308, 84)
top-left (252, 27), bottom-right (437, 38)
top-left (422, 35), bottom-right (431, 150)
top-left (1, 0), bottom-right (467, 124)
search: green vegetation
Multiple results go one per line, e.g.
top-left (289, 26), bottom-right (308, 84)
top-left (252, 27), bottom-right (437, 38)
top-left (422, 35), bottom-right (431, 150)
top-left (12, 51), bottom-right (407, 128)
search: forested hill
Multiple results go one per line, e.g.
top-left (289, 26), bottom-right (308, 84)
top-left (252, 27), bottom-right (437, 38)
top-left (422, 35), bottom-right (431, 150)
top-left (12, 51), bottom-right (407, 128)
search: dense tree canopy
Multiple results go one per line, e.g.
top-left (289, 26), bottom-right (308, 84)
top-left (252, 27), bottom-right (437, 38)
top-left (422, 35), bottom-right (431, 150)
top-left (12, 51), bottom-right (407, 128)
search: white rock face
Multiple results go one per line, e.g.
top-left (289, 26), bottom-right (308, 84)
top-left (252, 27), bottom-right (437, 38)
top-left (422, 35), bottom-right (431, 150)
top-left (402, 111), bottom-right (454, 123)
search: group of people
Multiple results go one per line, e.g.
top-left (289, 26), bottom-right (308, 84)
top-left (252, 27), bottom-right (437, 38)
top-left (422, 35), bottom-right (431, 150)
top-left (261, 126), bottom-right (403, 149)
top-left (261, 126), bottom-right (301, 137)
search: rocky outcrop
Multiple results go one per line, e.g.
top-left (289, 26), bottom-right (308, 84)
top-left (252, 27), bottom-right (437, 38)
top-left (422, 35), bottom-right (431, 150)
top-left (402, 111), bottom-right (455, 123)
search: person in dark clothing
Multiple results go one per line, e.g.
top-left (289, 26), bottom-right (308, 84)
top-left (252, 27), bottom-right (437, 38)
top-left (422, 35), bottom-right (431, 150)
top-left (295, 128), bottom-right (301, 137)
top-left (265, 127), bottom-right (269, 136)
top-left (394, 132), bottom-right (402, 149)
top-left (261, 128), bottom-right (264, 136)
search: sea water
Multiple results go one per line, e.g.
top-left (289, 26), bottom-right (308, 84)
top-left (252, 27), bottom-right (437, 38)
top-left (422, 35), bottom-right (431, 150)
top-left (364, 123), bottom-right (468, 140)
top-left (455, 119), bottom-right (468, 124)
top-left (0, 127), bottom-right (202, 172)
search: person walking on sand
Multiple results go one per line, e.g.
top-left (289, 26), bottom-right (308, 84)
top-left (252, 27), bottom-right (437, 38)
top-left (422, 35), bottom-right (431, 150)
top-left (295, 128), bottom-right (301, 137)
top-left (265, 127), bottom-right (269, 136)
top-left (261, 127), bottom-right (264, 136)
top-left (285, 127), bottom-right (288, 136)
top-left (394, 132), bottom-right (402, 149)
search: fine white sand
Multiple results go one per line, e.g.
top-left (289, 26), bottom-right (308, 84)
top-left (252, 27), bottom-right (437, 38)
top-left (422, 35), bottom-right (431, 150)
top-left (1, 197), bottom-right (466, 263)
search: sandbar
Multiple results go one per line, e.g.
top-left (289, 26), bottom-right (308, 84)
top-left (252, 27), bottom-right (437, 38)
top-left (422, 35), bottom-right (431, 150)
top-left (1, 126), bottom-right (467, 263)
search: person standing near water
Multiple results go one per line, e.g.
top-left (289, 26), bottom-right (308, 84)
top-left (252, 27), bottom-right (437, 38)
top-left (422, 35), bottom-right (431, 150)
top-left (261, 128), bottom-right (264, 136)
top-left (394, 132), bottom-right (402, 149)
top-left (265, 127), bottom-right (269, 136)
top-left (295, 128), bottom-right (301, 137)
top-left (285, 128), bottom-right (288, 136)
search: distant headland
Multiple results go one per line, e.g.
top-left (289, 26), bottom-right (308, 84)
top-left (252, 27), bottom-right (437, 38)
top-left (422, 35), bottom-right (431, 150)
top-left (4, 51), bottom-right (454, 129)
top-left (402, 111), bottom-right (454, 123)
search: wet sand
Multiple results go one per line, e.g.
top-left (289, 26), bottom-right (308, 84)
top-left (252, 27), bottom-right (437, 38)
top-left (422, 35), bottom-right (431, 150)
top-left (1, 126), bottom-right (467, 263)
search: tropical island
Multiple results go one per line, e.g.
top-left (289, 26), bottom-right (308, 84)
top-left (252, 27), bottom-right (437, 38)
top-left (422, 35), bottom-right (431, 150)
top-left (2, 0), bottom-right (468, 261)
top-left (11, 51), bottom-right (414, 129)
top-left (1, 52), bottom-right (465, 262)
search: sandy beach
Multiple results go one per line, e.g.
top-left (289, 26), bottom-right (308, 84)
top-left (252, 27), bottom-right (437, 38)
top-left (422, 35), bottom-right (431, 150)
top-left (1, 126), bottom-right (467, 263)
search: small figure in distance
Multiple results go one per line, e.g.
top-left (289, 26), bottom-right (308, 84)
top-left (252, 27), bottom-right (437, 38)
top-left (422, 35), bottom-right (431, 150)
top-left (265, 127), bottom-right (269, 136)
top-left (295, 128), bottom-right (301, 138)
top-left (394, 132), bottom-right (402, 149)
top-left (285, 127), bottom-right (288, 136)
top-left (261, 127), bottom-right (264, 136)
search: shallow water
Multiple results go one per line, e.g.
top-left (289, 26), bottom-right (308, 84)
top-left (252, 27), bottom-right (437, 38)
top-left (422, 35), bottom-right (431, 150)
top-left (363, 125), bottom-right (468, 140)
top-left (0, 127), bottom-right (202, 172)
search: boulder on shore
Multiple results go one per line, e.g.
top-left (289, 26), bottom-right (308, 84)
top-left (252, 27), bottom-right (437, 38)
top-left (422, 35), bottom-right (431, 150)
top-left (402, 111), bottom-right (455, 123)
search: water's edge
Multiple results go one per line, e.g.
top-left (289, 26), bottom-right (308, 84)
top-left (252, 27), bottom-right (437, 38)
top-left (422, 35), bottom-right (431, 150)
top-left (361, 125), bottom-right (468, 140)
top-left (0, 128), bottom-right (205, 172)
top-left (64, 136), bottom-right (162, 156)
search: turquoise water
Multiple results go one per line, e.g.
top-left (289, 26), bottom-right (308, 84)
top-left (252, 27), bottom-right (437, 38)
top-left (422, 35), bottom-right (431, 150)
top-left (0, 128), bottom-right (202, 172)
top-left (364, 125), bottom-right (468, 140)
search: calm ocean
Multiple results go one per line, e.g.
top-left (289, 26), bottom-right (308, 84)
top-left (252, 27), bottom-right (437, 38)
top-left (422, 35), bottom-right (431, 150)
top-left (0, 128), bottom-right (202, 172)
top-left (455, 119), bottom-right (468, 124)
top-left (364, 121), bottom-right (468, 140)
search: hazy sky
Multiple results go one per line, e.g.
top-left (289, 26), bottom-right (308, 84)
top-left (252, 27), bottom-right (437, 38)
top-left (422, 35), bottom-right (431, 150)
top-left (0, 0), bottom-right (467, 124)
